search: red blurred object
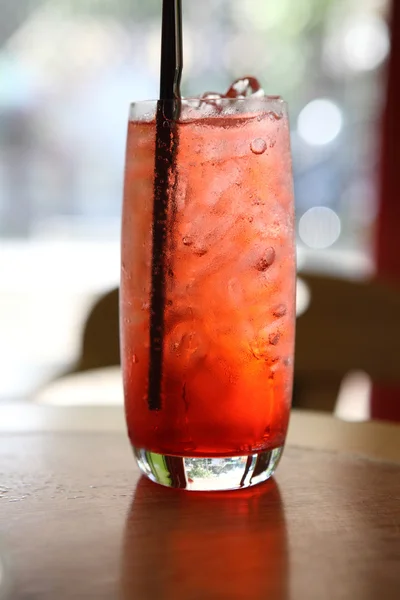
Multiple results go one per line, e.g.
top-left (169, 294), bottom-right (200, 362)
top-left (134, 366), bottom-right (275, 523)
top-left (373, 0), bottom-right (400, 421)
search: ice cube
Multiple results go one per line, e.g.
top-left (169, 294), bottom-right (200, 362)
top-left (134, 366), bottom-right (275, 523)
top-left (201, 91), bottom-right (224, 105)
top-left (225, 76), bottom-right (265, 99)
top-left (167, 321), bottom-right (208, 364)
top-left (197, 92), bottom-right (225, 115)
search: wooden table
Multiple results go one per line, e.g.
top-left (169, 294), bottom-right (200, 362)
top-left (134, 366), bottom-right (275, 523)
top-left (0, 405), bottom-right (399, 600)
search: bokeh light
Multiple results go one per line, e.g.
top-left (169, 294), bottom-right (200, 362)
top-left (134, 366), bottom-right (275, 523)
top-left (343, 14), bottom-right (389, 71)
top-left (297, 99), bottom-right (343, 146)
top-left (323, 10), bottom-right (390, 75)
top-left (299, 207), bottom-right (341, 249)
top-left (296, 277), bottom-right (311, 317)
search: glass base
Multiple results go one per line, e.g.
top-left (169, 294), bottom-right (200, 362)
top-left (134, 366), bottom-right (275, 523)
top-left (134, 445), bottom-right (284, 491)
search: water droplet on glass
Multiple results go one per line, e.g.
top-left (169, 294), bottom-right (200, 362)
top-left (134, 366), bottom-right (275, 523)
top-left (133, 354), bottom-right (139, 364)
top-left (263, 426), bottom-right (271, 440)
top-left (268, 111), bottom-right (283, 121)
top-left (273, 304), bottom-right (287, 318)
top-left (256, 247), bottom-right (276, 271)
top-left (193, 245), bottom-right (208, 257)
top-left (268, 332), bottom-right (281, 346)
top-left (239, 444), bottom-right (252, 454)
top-left (250, 138), bottom-right (267, 155)
top-left (183, 236), bottom-right (193, 246)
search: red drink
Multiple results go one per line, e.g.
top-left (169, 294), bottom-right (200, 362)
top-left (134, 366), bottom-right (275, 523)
top-left (121, 97), bottom-right (295, 490)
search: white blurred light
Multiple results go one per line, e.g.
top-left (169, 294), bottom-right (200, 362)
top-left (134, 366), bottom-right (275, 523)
top-left (335, 370), bottom-right (371, 421)
top-left (344, 15), bottom-right (389, 71)
top-left (299, 207), bottom-right (341, 249)
top-left (296, 277), bottom-right (311, 317)
top-left (297, 99), bottom-right (343, 146)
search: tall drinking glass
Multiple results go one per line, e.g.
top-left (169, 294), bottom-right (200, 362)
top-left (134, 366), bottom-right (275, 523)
top-left (121, 97), bottom-right (296, 491)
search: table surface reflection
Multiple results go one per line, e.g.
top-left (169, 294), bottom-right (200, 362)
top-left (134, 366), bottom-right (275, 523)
top-left (0, 410), bottom-right (399, 600)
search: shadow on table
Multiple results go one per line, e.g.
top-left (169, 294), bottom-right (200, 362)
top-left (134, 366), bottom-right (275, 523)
top-left (120, 477), bottom-right (289, 600)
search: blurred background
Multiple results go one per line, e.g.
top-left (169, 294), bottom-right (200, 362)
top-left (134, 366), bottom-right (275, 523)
top-left (0, 0), bottom-right (395, 413)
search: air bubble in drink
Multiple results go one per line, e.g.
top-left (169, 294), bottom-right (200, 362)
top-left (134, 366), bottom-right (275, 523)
top-left (250, 138), bottom-right (267, 155)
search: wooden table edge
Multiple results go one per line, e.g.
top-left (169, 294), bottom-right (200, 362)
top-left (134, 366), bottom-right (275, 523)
top-left (0, 403), bottom-right (399, 464)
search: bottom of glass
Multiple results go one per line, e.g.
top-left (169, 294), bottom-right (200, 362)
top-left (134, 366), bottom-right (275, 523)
top-left (134, 445), bottom-right (284, 491)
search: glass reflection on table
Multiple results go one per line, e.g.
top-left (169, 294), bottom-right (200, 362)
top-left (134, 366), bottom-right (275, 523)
top-left (120, 477), bottom-right (288, 599)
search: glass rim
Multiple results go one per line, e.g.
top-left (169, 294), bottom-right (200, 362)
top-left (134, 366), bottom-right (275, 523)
top-left (129, 95), bottom-right (287, 108)
top-left (129, 96), bottom-right (288, 122)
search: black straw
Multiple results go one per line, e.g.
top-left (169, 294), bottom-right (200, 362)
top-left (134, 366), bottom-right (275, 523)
top-left (148, 0), bottom-right (183, 411)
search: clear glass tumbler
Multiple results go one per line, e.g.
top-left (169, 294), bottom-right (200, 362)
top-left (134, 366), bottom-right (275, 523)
top-left (121, 97), bottom-right (296, 491)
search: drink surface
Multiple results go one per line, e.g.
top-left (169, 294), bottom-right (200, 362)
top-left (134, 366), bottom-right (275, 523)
top-left (121, 102), bottom-right (295, 457)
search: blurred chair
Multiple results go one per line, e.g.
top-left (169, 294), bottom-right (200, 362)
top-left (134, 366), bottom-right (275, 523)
top-left (34, 287), bottom-right (121, 405)
top-left (73, 287), bottom-right (120, 373)
top-left (294, 273), bottom-right (400, 415)
top-left (40, 274), bottom-right (400, 418)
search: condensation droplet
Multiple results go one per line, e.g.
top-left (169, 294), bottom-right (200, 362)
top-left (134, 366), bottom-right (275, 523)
top-left (183, 236), bottom-right (193, 246)
top-left (273, 304), bottom-right (287, 318)
top-left (263, 426), bottom-right (271, 439)
top-left (268, 332), bottom-right (281, 346)
top-left (268, 111), bottom-right (283, 121)
top-left (193, 245), bottom-right (208, 257)
top-left (133, 354), bottom-right (139, 364)
top-left (256, 247), bottom-right (276, 271)
top-left (250, 138), bottom-right (267, 155)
